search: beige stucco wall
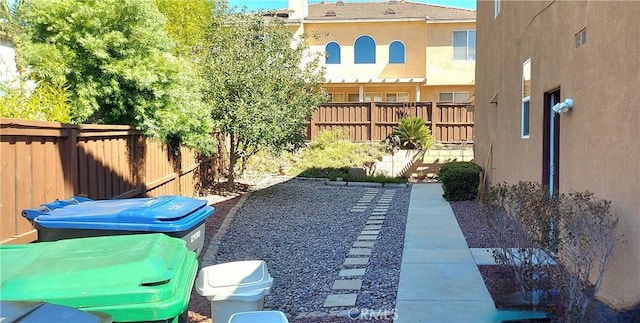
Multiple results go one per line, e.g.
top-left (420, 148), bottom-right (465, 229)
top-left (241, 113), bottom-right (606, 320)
top-left (426, 22), bottom-right (475, 86)
top-left (475, 0), bottom-right (640, 309)
top-left (304, 21), bottom-right (427, 81)
top-left (0, 39), bottom-right (18, 87)
top-left (295, 18), bottom-right (476, 102)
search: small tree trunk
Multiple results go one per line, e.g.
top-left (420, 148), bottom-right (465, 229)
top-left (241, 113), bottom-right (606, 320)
top-left (241, 156), bottom-right (249, 178)
top-left (227, 135), bottom-right (238, 189)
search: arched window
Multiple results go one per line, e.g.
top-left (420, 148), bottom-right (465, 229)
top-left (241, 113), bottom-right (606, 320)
top-left (389, 41), bottom-right (405, 64)
top-left (325, 42), bottom-right (341, 64)
top-left (354, 35), bottom-right (376, 64)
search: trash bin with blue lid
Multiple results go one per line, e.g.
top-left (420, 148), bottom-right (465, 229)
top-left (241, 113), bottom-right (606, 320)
top-left (22, 195), bottom-right (214, 256)
top-left (0, 233), bottom-right (198, 323)
top-left (1, 301), bottom-right (113, 323)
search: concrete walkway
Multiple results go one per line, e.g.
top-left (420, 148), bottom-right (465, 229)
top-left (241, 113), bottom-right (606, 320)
top-left (395, 184), bottom-right (547, 323)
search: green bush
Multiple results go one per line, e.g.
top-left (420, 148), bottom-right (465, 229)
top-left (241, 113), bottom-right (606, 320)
top-left (0, 81), bottom-right (72, 123)
top-left (391, 117), bottom-right (434, 150)
top-left (289, 129), bottom-right (386, 175)
top-left (438, 161), bottom-right (482, 201)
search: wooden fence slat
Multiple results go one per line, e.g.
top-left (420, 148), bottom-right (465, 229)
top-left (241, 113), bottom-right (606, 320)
top-left (1, 140), bottom-right (16, 243)
top-left (307, 102), bottom-right (472, 143)
top-left (15, 140), bottom-right (32, 240)
top-left (1, 120), bottom-right (205, 244)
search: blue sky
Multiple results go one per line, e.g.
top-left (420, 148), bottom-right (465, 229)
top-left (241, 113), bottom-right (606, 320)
top-left (226, 0), bottom-right (477, 12)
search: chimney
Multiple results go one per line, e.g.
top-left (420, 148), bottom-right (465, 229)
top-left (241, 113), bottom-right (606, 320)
top-left (288, 0), bottom-right (308, 20)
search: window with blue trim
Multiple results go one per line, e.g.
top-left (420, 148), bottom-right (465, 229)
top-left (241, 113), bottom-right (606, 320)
top-left (354, 36), bottom-right (376, 64)
top-left (389, 41), bottom-right (405, 64)
top-left (325, 42), bottom-right (341, 64)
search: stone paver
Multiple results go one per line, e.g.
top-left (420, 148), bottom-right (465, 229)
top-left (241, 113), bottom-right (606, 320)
top-left (353, 241), bottom-right (375, 248)
top-left (343, 257), bottom-right (370, 266)
top-left (470, 248), bottom-right (557, 266)
top-left (339, 268), bottom-right (366, 276)
top-left (349, 248), bottom-right (372, 256)
top-left (323, 294), bottom-right (358, 307)
top-left (332, 279), bottom-right (363, 290)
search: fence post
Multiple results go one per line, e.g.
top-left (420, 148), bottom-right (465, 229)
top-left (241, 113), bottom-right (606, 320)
top-left (62, 125), bottom-right (79, 197)
top-left (309, 109), bottom-right (316, 141)
top-left (431, 102), bottom-right (438, 142)
top-left (370, 102), bottom-right (377, 141)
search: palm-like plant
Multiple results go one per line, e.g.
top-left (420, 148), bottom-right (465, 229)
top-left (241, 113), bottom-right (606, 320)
top-left (392, 117), bottom-right (434, 150)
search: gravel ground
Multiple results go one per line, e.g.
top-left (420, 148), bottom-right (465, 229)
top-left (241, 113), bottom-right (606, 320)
top-left (189, 178), bottom-right (409, 322)
top-left (187, 182), bottom-right (525, 322)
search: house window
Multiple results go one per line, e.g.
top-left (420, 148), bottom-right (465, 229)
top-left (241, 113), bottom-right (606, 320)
top-left (354, 35), bottom-right (376, 64)
top-left (389, 41), bottom-right (405, 64)
top-left (364, 92), bottom-right (382, 102)
top-left (438, 92), bottom-right (469, 103)
top-left (325, 42), bottom-right (341, 64)
top-left (347, 93), bottom-right (360, 102)
top-left (453, 30), bottom-right (476, 60)
top-left (386, 92), bottom-right (409, 102)
top-left (494, 0), bottom-right (500, 18)
top-left (522, 59), bottom-right (531, 138)
top-left (328, 93), bottom-right (344, 102)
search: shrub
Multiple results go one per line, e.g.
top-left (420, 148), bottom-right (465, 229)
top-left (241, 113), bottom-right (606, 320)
top-left (0, 81), bottom-right (72, 123)
top-left (391, 117), bottom-right (433, 150)
top-left (478, 182), bottom-right (619, 322)
top-left (289, 129), bottom-right (386, 175)
top-left (438, 161), bottom-right (482, 201)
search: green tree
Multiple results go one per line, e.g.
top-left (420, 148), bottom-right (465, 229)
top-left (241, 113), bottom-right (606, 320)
top-left (154, 0), bottom-right (214, 59)
top-left (202, 10), bottom-right (327, 185)
top-left (0, 81), bottom-right (72, 122)
top-left (16, 0), bottom-right (214, 153)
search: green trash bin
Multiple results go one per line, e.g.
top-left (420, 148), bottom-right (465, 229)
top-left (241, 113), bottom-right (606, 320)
top-left (0, 233), bottom-right (198, 323)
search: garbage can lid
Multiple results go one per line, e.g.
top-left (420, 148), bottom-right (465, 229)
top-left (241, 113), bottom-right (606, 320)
top-left (22, 196), bottom-right (93, 221)
top-left (228, 311), bottom-right (289, 323)
top-left (195, 260), bottom-right (273, 301)
top-left (0, 234), bottom-right (198, 320)
top-left (28, 196), bottom-right (213, 232)
top-left (1, 301), bottom-right (113, 323)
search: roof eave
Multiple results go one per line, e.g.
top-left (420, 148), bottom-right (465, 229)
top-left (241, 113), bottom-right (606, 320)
top-left (426, 18), bottom-right (476, 23)
top-left (303, 17), bottom-right (427, 23)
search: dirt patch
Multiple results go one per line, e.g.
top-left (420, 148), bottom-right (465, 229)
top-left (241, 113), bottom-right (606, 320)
top-left (451, 200), bottom-right (551, 322)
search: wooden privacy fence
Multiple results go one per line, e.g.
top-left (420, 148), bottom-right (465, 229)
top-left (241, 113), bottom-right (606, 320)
top-left (307, 102), bottom-right (474, 143)
top-left (0, 118), bottom-right (202, 244)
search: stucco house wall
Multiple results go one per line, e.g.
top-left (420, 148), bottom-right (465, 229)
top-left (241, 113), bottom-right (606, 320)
top-left (281, 0), bottom-right (476, 103)
top-left (426, 21), bottom-right (475, 86)
top-left (475, 0), bottom-right (640, 310)
top-left (0, 38), bottom-right (19, 88)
